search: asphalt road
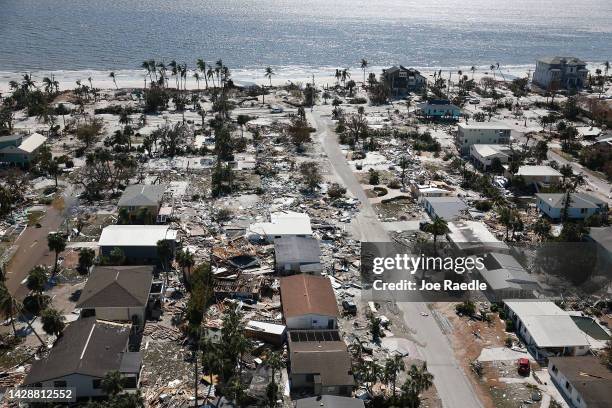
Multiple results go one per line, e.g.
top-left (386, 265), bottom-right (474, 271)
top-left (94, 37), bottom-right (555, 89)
top-left (4, 206), bottom-right (64, 301)
top-left (309, 109), bottom-right (484, 408)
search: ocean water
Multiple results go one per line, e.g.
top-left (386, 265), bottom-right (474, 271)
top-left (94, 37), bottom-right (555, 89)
top-left (0, 0), bottom-right (611, 73)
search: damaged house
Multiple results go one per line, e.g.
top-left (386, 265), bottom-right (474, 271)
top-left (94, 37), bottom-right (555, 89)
top-left (275, 236), bottom-right (323, 275)
top-left (247, 211), bottom-right (312, 243)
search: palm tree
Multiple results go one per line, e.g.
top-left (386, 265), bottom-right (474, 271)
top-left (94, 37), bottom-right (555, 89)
top-left (490, 64), bottom-right (496, 81)
top-left (42, 77), bottom-right (54, 94)
top-left (384, 354), bottom-right (406, 398)
top-left (425, 216), bottom-right (449, 254)
top-left (401, 363), bottom-right (434, 407)
top-left (41, 307), bottom-right (65, 337)
top-left (196, 59), bottom-right (208, 90)
top-left (176, 249), bottom-right (195, 276)
top-left (0, 283), bottom-right (18, 336)
top-left (398, 156), bottom-right (410, 190)
top-left (360, 58), bottom-right (368, 86)
top-left (101, 370), bottom-right (124, 397)
top-left (207, 67), bottom-right (216, 89)
top-left (193, 72), bottom-right (201, 90)
top-left (78, 248), bottom-right (95, 274)
top-left (471, 65), bottom-right (476, 80)
top-left (47, 233), bottom-right (67, 276)
top-left (109, 72), bottom-right (118, 89)
top-left (604, 61), bottom-right (610, 82)
top-left (341, 68), bottom-right (351, 87)
top-left (141, 60), bottom-right (152, 82)
top-left (264, 66), bottom-right (275, 89)
top-left (157, 240), bottom-right (174, 284)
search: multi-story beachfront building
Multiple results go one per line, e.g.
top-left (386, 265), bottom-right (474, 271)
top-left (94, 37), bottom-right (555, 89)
top-left (532, 56), bottom-right (589, 90)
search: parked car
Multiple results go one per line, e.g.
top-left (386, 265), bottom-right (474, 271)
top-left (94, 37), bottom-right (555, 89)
top-left (342, 300), bottom-right (357, 315)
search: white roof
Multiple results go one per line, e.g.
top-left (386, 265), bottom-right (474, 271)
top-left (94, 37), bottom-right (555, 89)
top-left (245, 320), bottom-right (286, 335)
top-left (516, 165), bottom-right (562, 177)
top-left (447, 221), bottom-right (501, 243)
top-left (99, 225), bottom-right (177, 247)
top-left (249, 211), bottom-right (312, 238)
top-left (447, 221), bottom-right (508, 252)
top-left (471, 144), bottom-right (511, 158)
top-left (458, 122), bottom-right (511, 130)
top-left (18, 133), bottom-right (47, 153)
top-left (504, 300), bottom-right (590, 348)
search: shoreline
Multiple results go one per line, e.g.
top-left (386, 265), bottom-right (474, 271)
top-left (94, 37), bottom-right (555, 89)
top-left (0, 62), bottom-right (588, 93)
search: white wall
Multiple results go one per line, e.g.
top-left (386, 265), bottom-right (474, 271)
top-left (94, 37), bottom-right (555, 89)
top-left (286, 314), bottom-right (337, 330)
top-left (548, 364), bottom-right (588, 408)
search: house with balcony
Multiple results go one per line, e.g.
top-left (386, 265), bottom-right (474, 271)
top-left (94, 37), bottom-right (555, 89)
top-left (382, 66), bottom-right (426, 97)
top-left (532, 56), bottom-right (589, 90)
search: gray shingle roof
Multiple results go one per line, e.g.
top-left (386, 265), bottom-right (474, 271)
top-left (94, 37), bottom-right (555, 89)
top-left (118, 184), bottom-right (167, 207)
top-left (23, 318), bottom-right (137, 384)
top-left (539, 56), bottom-right (586, 65)
top-left (536, 193), bottom-right (607, 209)
top-left (275, 236), bottom-right (321, 265)
top-left (76, 265), bottom-right (154, 308)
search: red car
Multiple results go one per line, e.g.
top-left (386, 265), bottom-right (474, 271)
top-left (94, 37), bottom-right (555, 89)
top-left (518, 358), bottom-right (530, 376)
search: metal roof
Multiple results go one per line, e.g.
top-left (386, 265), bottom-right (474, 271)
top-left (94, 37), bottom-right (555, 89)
top-left (504, 300), bottom-right (590, 348)
top-left (99, 225), bottom-right (177, 247)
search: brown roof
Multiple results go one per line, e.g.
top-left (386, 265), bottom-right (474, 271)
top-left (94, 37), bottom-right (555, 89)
top-left (76, 265), bottom-right (154, 308)
top-left (280, 275), bottom-right (338, 319)
top-left (549, 356), bottom-right (612, 408)
top-left (289, 331), bottom-right (353, 387)
top-left (24, 318), bottom-right (139, 385)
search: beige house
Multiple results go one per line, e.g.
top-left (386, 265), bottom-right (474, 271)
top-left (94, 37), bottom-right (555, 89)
top-left (118, 184), bottom-right (168, 223)
top-left (76, 265), bottom-right (154, 327)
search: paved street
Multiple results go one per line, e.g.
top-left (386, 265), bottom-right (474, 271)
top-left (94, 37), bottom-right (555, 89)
top-left (309, 109), bottom-right (484, 408)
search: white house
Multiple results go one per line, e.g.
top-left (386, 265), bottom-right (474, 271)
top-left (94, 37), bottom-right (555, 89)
top-left (456, 123), bottom-right (511, 155)
top-left (476, 253), bottom-right (539, 302)
top-left (248, 211), bottom-right (313, 243)
top-left (512, 165), bottom-right (562, 189)
top-left (0, 133), bottom-right (47, 166)
top-left (98, 225), bottom-right (177, 263)
top-left (504, 300), bottom-right (590, 361)
top-left (422, 196), bottom-right (467, 221)
top-left (23, 318), bottom-right (141, 398)
top-left (280, 274), bottom-right (338, 330)
top-left (469, 144), bottom-right (512, 170)
top-left (536, 193), bottom-right (608, 221)
top-left (76, 265), bottom-right (154, 327)
top-left (274, 236), bottom-right (322, 275)
top-left (417, 99), bottom-right (461, 120)
top-left (548, 356), bottom-right (612, 408)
